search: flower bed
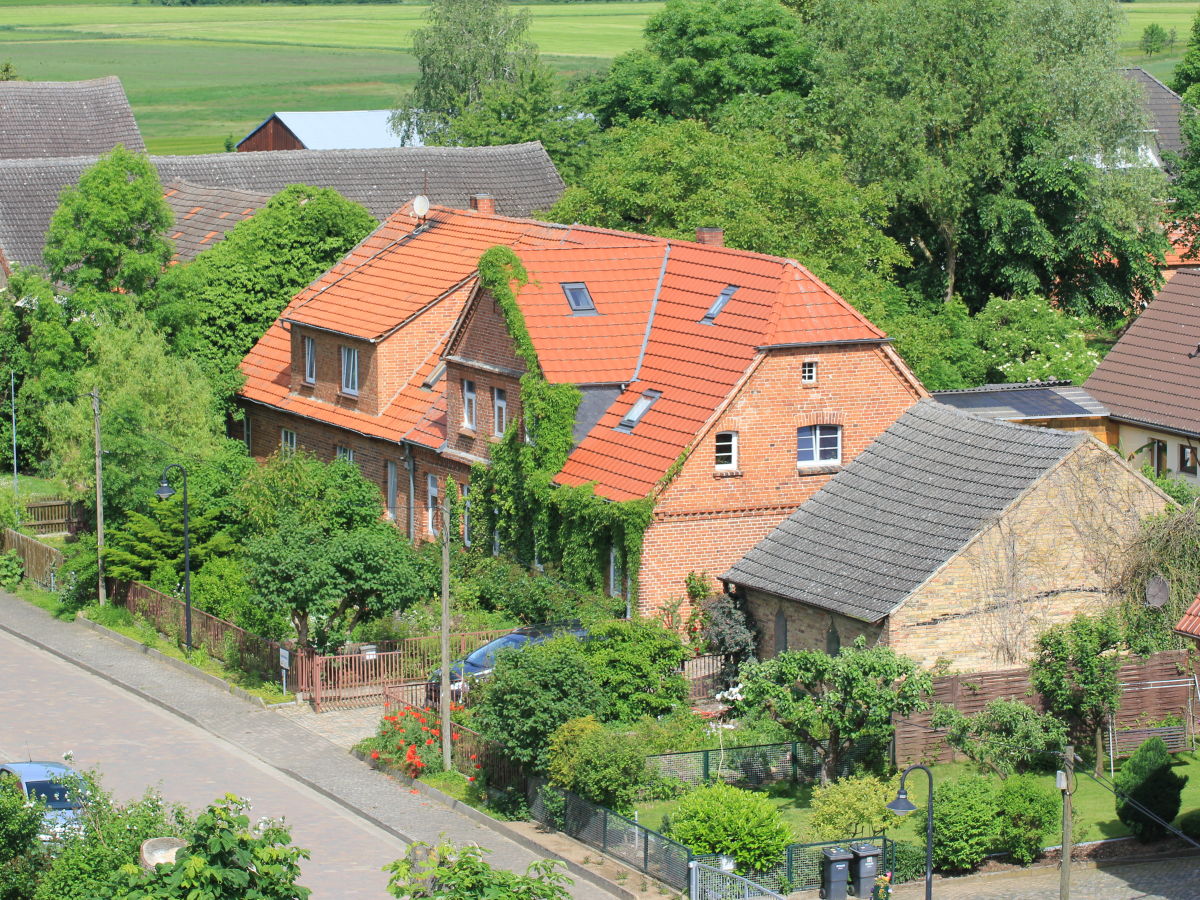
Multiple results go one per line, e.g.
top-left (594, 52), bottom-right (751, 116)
top-left (357, 704), bottom-right (470, 778)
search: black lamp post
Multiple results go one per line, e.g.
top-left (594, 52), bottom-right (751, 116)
top-left (155, 463), bottom-right (191, 652)
top-left (888, 763), bottom-right (934, 900)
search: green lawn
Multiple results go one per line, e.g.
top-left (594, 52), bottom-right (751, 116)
top-left (635, 754), bottom-right (1200, 848)
top-left (0, 1), bottom-right (656, 153)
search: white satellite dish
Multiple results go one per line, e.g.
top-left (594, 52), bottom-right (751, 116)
top-left (412, 195), bottom-right (430, 219)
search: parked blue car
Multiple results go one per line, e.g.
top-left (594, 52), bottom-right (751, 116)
top-left (0, 761), bottom-right (84, 840)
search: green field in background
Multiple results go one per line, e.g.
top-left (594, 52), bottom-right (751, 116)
top-left (0, 2), bottom-right (656, 153)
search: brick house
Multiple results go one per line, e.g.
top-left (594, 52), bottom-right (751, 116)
top-left (722, 400), bottom-right (1168, 670)
top-left (237, 200), bottom-right (927, 614)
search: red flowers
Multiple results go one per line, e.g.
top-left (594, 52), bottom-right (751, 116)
top-left (371, 703), bottom-right (464, 779)
top-left (370, 751), bottom-right (379, 760)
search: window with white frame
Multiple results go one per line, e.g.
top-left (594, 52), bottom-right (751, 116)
top-left (493, 387), bottom-right (508, 436)
top-left (336, 445), bottom-right (355, 463)
top-left (386, 461), bottom-right (398, 520)
top-left (304, 335), bottom-right (316, 384)
top-left (462, 483), bottom-right (472, 547)
top-left (801, 361), bottom-right (818, 384)
top-left (796, 424), bottom-right (841, 466)
top-left (340, 345), bottom-right (359, 395)
top-left (427, 474), bottom-right (440, 535)
top-left (714, 431), bottom-right (738, 470)
top-left (243, 415), bottom-right (252, 451)
top-left (280, 428), bottom-right (297, 454)
top-left (462, 379), bottom-right (477, 430)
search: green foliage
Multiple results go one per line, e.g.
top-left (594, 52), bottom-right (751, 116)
top-left (0, 62), bottom-right (16, 82)
top-left (584, 0), bottom-right (811, 126)
top-left (622, 708), bottom-right (713, 755)
top-left (383, 840), bottom-right (570, 900)
top-left (43, 147), bottom-right (173, 297)
top-left (237, 449), bottom-right (381, 538)
top-left (115, 794), bottom-right (310, 900)
top-left (105, 500), bottom-right (236, 586)
top-left (1172, 9), bottom-right (1200, 95)
top-left (1178, 808), bottom-right (1200, 840)
top-left (889, 841), bottom-right (928, 885)
top-left (1141, 23), bottom-right (1168, 57)
top-left (393, 0), bottom-right (536, 142)
top-left (57, 533), bottom-right (100, 612)
top-left (450, 552), bottom-right (615, 626)
top-left (694, 591), bottom-right (757, 684)
top-left (808, 775), bottom-right (897, 841)
top-left (879, 296), bottom-right (988, 391)
top-left (1143, 466), bottom-right (1200, 506)
top-left (189, 555), bottom-right (254, 626)
top-left (546, 716), bottom-right (649, 813)
top-left (995, 775), bottom-right (1057, 865)
top-left (931, 776), bottom-right (998, 873)
top-left (1116, 502), bottom-right (1200, 654)
top-left (734, 638), bottom-right (932, 783)
top-left (662, 783), bottom-right (792, 873)
top-left (931, 699), bottom-right (1068, 778)
top-left (0, 774), bottom-right (46, 900)
top-left (1114, 737), bottom-right (1188, 842)
top-left (581, 617), bottom-right (689, 722)
top-left (473, 637), bottom-right (604, 771)
top-left (974, 296), bottom-right (1100, 384)
top-left (0, 551), bottom-right (22, 591)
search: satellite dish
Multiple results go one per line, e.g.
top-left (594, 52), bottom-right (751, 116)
top-left (1147, 574), bottom-right (1170, 608)
top-left (412, 195), bottom-right (430, 219)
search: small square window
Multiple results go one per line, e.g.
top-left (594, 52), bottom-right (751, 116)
top-left (561, 282), bottom-right (596, 313)
top-left (715, 431), bottom-right (738, 470)
top-left (335, 445), bottom-right (355, 463)
top-left (462, 379), bottom-right (477, 430)
top-left (802, 361), bottom-right (818, 384)
top-left (340, 345), bottom-right (359, 395)
top-left (1181, 445), bottom-right (1198, 476)
top-left (280, 428), bottom-right (297, 455)
top-left (303, 336), bottom-right (316, 384)
top-left (797, 424), bottom-right (841, 467)
top-left (493, 387), bottom-right (508, 436)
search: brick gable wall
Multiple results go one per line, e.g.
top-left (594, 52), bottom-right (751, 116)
top-left (288, 327), bottom-right (379, 415)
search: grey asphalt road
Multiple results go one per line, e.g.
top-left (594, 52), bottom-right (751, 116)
top-left (0, 628), bottom-right (401, 898)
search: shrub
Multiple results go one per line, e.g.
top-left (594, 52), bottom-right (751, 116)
top-left (547, 716), bottom-right (649, 813)
top-left (808, 775), bottom-right (897, 840)
top-left (889, 840), bottom-right (927, 884)
top-left (57, 533), bottom-right (99, 612)
top-left (931, 699), bottom-right (1067, 777)
top-left (0, 771), bottom-right (47, 898)
top-left (0, 549), bottom-right (22, 589)
top-left (662, 783), bottom-right (792, 873)
top-left (1178, 809), bottom-right (1200, 841)
top-left (581, 617), bottom-right (689, 722)
top-left (472, 637), bottom-right (604, 770)
top-left (931, 777), bottom-right (998, 873)
top-left (1115, 737), bottom-right (1188, 842)
top-left (366, 705), bottom-right (464, 778)
top-left (625, 708), bottom-right (711, 755)
top-left (995, 775), bottom-right (1057, 865)
top-left (385, 839), bottom-right (571, 899)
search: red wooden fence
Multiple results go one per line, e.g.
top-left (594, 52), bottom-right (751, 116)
top-left (3, 528), bottom-right (64, 589)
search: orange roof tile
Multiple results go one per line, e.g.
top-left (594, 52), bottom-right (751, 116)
top-left (1175, 594), bottom-right (1200, 641)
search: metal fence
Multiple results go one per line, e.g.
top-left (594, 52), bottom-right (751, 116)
top-left (3, 528), bottom-right (63, 589)
top-left (530, 783), bottom-right (695, 892)
top-left (689, 860), bottom-right (785, 900)
top-left (646, 738), bottom-right (880, 790)
top-left (696, 837), bottom-right (893, 896)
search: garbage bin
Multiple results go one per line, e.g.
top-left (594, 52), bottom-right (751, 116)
top-left (848, 842), bottom-right (883, 897)
top-left (819, 846), bottom-right (853, 900)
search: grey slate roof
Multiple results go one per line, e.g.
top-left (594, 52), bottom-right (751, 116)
top-left (1122, 67), bottom-right (1188, 160)
top-left (0, 76), bottom-right (144, 160)
top-left (933, 381), bottom-right (1108, 421)
top-left (0, 142), bottom-right (565, 274)
top-left (721, 400), bottom-right (1086, 622)
top-left (162, 180), bottom-right (270, 264)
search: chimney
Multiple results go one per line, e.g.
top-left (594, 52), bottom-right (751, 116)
top-left (469, 194), bottom-right (496, 215)
top-left (695, 227), bottom-right (724, 247)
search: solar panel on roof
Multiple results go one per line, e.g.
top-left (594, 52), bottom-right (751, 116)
top-left (935, 388), bottom-right (1090, 419)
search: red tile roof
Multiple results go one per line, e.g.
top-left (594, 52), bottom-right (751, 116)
top-left (240, 204), bottom-right (889, 501)
top-left (1175, 594), bottom-right (1200, 641)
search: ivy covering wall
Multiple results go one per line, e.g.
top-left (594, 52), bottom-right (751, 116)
top-left (467, 246), bottom-right (654, 598)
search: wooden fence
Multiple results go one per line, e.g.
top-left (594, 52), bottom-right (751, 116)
top-left (895, 649), bottom-right (1200, 765)
top-left (21, 498), bottom-right (79, 535)
top-left (3, 528), bottom-right (64, 589)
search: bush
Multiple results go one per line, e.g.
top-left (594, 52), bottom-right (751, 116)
top-left (0, 549), bottom-right (22, 589)
top-left (931, 777), bottom-right (997, 873)
top-left (624, 708), bottom-right (712, 754)
top-left (1115, 737), bottom-right (1188, 842)
top-left (581, 617), bottom-right (689, 722)
top-left (472, 637), bottom-right (604, 770)
top-left (1178, 808), bottom-right (1200, 840)
top-left (0, 771), bottom-right (47, 899)
top-left (57, 533), bottom-right (99, 612)
top-left (547, 717), bottom-right (649, 813)
top-left (995, 775), bottom-right (1057, 865)
top-left (808, 775), bottom-right (897, 840)
top-left (662, 783), bottom-right (792, 873)
top-left (931, 699), bottom-right (1067, 777)
top-left (889, 840), bottom-right (928, 884)
top-left (364, 705), bottom-right (466, 778)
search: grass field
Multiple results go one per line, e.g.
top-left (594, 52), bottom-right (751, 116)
top-left (0, 2), bottom-right (658, 153)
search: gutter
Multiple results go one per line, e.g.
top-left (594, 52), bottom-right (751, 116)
top-left (756, 337), bottom-right (891, 351)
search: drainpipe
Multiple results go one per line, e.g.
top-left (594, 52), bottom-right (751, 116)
top-left (404, 444), bottom-right (416, 540)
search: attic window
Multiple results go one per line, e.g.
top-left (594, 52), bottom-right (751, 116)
top-left (561, 282), bottom-right (596, 314)
top-left (700, 286), bottom-right (738, 325)
top-left (617, 390), bottom-right (661, 432)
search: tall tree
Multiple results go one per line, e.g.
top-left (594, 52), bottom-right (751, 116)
top-left (43, 146), bottom-right (173, 297)
top-left (1171, 9), bottom-right (1200, 95)
top-left (391, 0), bottom-right (536, 142)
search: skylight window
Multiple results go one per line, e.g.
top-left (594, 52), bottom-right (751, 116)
top-left (617, 390), bottom-right (661, 432)
top-left (561, 282), bottom-right (596, 313)
top-left (700, 286), bottom-right (738, 325)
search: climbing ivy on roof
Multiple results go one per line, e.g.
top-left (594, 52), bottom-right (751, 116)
top-left (471, 246), bottom-right (654, 599)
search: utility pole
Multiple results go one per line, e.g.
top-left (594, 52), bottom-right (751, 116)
top-left (10, 370), bottom-right (16, 495)
top-left (440, 490), bottom-right (452, 771)
top-left (1059, 744), bottom-right (1074, 900)
top-left (90, 390), bottom-right (105, 606)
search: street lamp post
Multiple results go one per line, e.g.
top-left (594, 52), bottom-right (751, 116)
top-left (155, 464), bottom-right (191, 652)
top-left (888, 763), bottom-right (934, 900)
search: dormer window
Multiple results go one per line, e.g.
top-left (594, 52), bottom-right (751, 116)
top-left (303, 335), bottom-right (316, 384)
top-left (700, 286), bottom-right (737, 325)
top-left (617, 390), bottom-right (660, 432)
top-left (562, 282), bottom-right (596, 314)
top-left (340, 345), bottom-right (359, 396)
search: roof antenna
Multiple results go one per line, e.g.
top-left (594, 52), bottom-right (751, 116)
top-left (1189, 343), bottom-right (1200, 359)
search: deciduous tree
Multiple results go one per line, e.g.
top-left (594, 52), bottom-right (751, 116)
top-left (931, 699), bottom-right (1068, 778)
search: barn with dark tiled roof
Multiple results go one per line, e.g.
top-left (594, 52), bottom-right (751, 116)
top-left (0, 76), bottom-right (144, 160)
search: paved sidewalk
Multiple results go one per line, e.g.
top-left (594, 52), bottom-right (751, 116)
top-left (0, 593), bottom-right (616, 899)
top-left (274, 702), bottom-right (382, 750)
top-left (890, 855), bottom-right (1200, 899)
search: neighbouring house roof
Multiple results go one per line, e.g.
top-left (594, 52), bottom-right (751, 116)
top-left (162, 180), bottom-right (269, 264)
top-left (1121, 67), bottom-right (1188, 162)
top-left (0, 142), bottom-right (564, 274)
top-left (240, 204), bottom-right (889, 502)
top-left (721, 400), bottom-right (1086, 622)
top-left (1175, 595), bottom-right (1200, 640)
top-left (933, 381), bottom-right (1108, 422)
top-left (0, 76), bottom-right (144, 160)
top-left (239, 110), bottom-right (411, 150)
top-left (1085, 269), bottom-right (1200, 438)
